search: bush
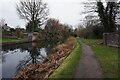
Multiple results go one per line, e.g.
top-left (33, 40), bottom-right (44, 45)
top-left (76, 25), bottom-right (104, 39)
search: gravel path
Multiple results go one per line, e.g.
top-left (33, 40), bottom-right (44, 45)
top-left (75, 39), bottom-right (103, 78)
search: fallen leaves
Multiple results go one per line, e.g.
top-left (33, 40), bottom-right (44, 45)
top-left (15, 37), bottom-right (76, 79)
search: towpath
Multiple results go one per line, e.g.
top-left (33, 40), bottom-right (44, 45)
top-left (75, 39), bottom-right (103, 78)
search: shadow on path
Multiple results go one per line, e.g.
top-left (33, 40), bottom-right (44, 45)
top-left (75, 39), bottom-right (103, 78)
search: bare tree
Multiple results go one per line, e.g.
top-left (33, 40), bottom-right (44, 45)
top-left (16, 0), bottom-right (49, 32)
top-left (82, 0), bottom-right (120, 32)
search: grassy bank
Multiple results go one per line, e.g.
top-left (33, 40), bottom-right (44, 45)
top-left (49, 38), bottom-right (82, 78)
top-left (81, 39), bottom-right (118, 78)
top-left (0, 38), bottom-right (24, 43)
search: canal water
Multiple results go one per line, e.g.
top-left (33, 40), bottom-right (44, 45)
top-left (0, 41), bottom-right (60, 78)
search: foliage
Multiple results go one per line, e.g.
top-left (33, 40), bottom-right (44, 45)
top-left (79, 0), bottom-right (120, 39)
top-left (14, 27), bottom-right (26, 38)
top-left (77, 6), bottom-right (104, 39)
top-left (10, 28), bottom-right (15, 32)
top-left (96, 1), bottom-right (119, 32)
top-left (44, 18), bottom-right (75, 41)
top-left (92, 25), bottom-right (104, 39)
top-left (26, 19), bottom-right (40, 32)
top-left (76, 24), bottom-right (104, 39)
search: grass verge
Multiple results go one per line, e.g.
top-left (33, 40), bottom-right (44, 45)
top-left (81, 39), bottom-right (118, 78)
top-left (49, 38), bottom-right (82, 78)
top-left (0, 38), bottom-right (24, 43)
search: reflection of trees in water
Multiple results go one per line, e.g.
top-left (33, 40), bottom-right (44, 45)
top-left (16, 47), bottom-right (46, 72)
top-left (14, 41), bottom-right (59, 74)
top-left (1, 39), bottom-right (65, 75)
top-left (0, 52), bottom-right (6, 63)
top-left (2, 41), bottom-right (56, 64)
top-left (2, 39), bottom-right (64, 53)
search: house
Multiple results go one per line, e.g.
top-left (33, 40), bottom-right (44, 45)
top-left (2, 24), bottom-right (11, 31)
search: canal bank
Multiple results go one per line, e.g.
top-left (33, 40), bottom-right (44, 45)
top-left (14, 37), bottom-right (80, 79)
top-left (49, 38), bottom-right (82, 78)
top-left (1, 39), bottom-right (45, 46)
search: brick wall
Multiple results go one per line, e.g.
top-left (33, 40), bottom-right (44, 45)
top-left (103, 32), bottom-right (120, 47)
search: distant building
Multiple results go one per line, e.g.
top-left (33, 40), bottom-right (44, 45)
top-left (2, 24), bottom-right (11, 31)
top-left (22, 33), bottom-right (33, 40)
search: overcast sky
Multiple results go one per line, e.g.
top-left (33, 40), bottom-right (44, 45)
top-left (0, 0), bottom-right (88, 29)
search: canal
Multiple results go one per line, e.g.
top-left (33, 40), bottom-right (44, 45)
top-left (0, 40), bottom-right (61, 78)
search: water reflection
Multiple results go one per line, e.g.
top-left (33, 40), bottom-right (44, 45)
top-left (16, 42), bottom-right (47, 73)
top-left (1, 40), bottom-right (60, 78)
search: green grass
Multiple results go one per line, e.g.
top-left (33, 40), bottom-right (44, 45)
top-left (49, 39), bottom-right (82, 78)
top-left (81, 39), bottom-right (118, 78)
top-left (81, 38), bottom-right (102, 46)
top-left (0, 38), bottom-right (24, 43)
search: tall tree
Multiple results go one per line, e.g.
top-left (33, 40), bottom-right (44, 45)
top-left (45, 18), bottom-right (60, 33)
top-left (82, 0), bottom-right (120, 33)
top-left (97, 0), bottom-right (119, 32)
top-left (17, 0), bottom-right (49, 32)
